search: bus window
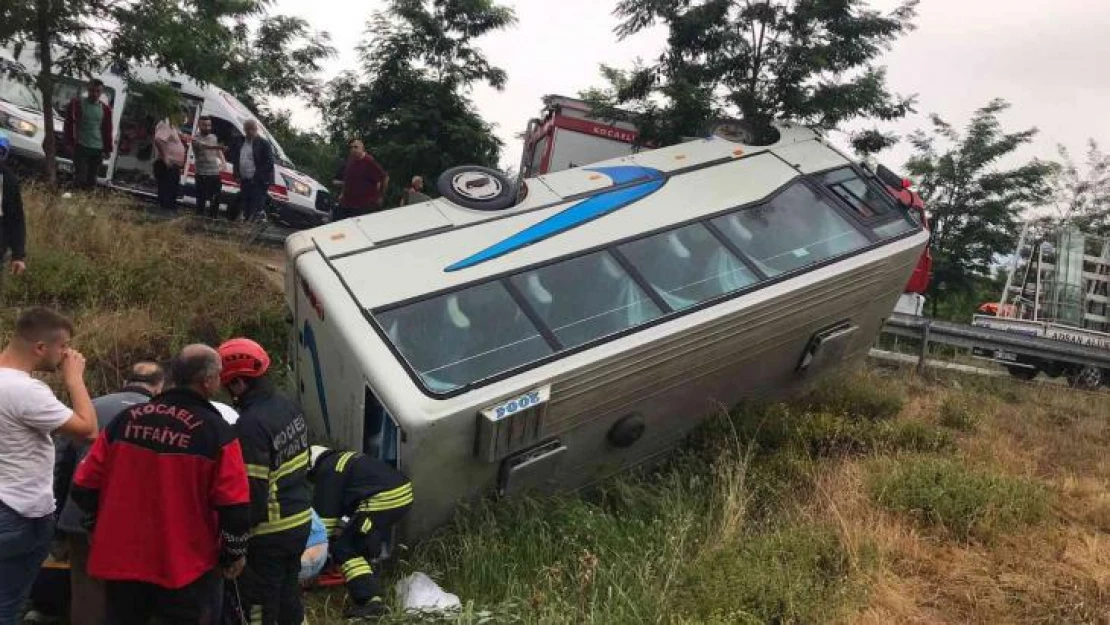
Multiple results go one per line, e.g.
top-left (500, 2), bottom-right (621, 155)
top-left (821, 168), bottom-right (889, 218)
top-left (511, 251), bottom-right (663, 349)
top-left (375, 281), bottom-right (553, 392)
top-left (618, 223), bottom-right (758, 310)
top-left (711, 183), bottom-right (870, 276)
top-left (821, 168), bottom-right (915, 239)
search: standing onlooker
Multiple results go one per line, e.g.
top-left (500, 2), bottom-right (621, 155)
top-left (334, 139), bottom-right (388, 221)
top-left (0, 132), bottom-right (28, 285)
top-left (218, 338), bottom-right (312, 625)
top-left (191, 116), bottom-right (226, 218)
top-left (229, 120), bottom-right (275, 222)
top-left (54, 361), bottom-right (165, 625)
top-left (153, 112), bottom-right (187, 210)
top-left (63, 79), bottom-right (113, 190)
top-left (398, 175), bottom-right (431, 206)
top-left (0, 307), bottom-right (97, 625)
top-left (72, 344), bottom-right (250, 625)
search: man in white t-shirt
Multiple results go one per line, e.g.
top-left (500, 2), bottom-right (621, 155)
top-left (0, 307), bottom-right (97, 624)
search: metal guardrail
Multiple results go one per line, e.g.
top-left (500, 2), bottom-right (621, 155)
top-left (880, 312), bottom-right (1110, 374)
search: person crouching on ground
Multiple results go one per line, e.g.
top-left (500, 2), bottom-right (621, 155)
top-left (308, 445), bottom-right (413, 619)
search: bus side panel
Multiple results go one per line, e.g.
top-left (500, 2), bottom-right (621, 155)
top-left (293, 252), bottom-right (366, 449)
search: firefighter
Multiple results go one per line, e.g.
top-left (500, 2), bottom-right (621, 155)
top-left (308, 445), bottom-right (413, 619)
top-left (218, 338), bottom-right (313, 625)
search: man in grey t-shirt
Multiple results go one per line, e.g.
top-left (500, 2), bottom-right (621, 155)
top-left (192, 116), bottom-right (226, 219)
top-left (53, 361), bottom-right (164, 625)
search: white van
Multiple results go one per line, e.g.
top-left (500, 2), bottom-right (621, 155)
top-left (0, 50), bottom-right (335, 227)
top-left (285, 121), bottom-right (929, 540)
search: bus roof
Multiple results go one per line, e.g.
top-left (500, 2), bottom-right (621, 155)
top-left (290, 122), bottom-right (850, 311)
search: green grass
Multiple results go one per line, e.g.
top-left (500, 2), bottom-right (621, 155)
top-left (937, 395), bottom-right (983, 432)
top-left (868, 456), bottom-right (1050, 543)
top-left (797, 370), bottom-right (906, 420)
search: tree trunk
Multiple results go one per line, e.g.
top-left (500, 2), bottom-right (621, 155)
top-left (35, 0), bottom-right (58, 186)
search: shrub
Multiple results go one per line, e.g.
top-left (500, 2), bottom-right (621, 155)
top-left (799, 370), bottom-right (905, 420)
top-left (869, 457), bottom-right (1050, 543)
top-left (938, 395), bottom-right (982, 432)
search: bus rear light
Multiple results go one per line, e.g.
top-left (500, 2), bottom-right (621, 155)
top-left (300, 278), bottom-right (324, 320)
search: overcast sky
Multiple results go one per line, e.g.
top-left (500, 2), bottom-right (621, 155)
top-left (273, 0), bottom-right (1110, 174)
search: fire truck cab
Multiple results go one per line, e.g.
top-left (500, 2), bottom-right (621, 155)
top-left (518, 95), bottom-right (643, 179)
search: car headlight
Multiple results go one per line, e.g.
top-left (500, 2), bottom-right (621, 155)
top-left (0, 111), bottom-right (37, 137)
top-left (282, 174), bottom-right (312, 197)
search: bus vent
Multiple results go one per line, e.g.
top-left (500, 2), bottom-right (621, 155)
top-left (475, 386), bottom-right (551, 462)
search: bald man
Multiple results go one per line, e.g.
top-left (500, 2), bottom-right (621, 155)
top-left (53, 360), bottom-right (166, 625)
top-left (73, 345), bottom-right (251, 625)
top-left (229, 120), bottom-right (276, 222)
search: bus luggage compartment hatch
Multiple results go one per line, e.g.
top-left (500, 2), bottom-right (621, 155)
top-left (796, 322), bottom-right (858, 376)
top-left (498, 439), bottom-right (567, 497)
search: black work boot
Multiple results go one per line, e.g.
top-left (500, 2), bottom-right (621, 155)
top-left (344, 598), bottom-right (387, 620)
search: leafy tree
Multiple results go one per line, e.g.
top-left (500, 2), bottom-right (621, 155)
top-left (0, 0), bottom-right (333, 184)
top-left (904, 99), bottom-right (1056, 317)
top-left (318, 0), bottom-right (515, 206)
top-left (583, 0), bottom-right (918, 151)
top-left (218, 15), bottom-right (336, 111)
top-left (1044, 141), bottom-right (1110, 236)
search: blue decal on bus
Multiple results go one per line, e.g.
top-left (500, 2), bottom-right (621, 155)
top-left (445, 165), bottom-right (666, 272)
top-left (301, 321), bottom-right (332, 437)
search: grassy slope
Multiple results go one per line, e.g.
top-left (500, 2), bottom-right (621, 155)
top-left (0, 186), bottom-right (287, 394)
top-left (8, 189), bottom-right (1107, 624)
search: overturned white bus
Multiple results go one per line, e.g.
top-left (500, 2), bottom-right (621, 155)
top-left (284, 121), bottom-right (928, 539)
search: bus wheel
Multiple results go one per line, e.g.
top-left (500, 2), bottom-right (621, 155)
top-left (437, 166), bottom-right (516, 211)
top-left (1005, 365), bottom-right (1037, 381)
top-left (1066, 366), bottom-right (1102, 390)
top-left (706, 117), bottom-right (781, 146)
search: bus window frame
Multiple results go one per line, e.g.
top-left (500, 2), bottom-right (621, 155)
top-left (359, 164), bottom-right (925, 399)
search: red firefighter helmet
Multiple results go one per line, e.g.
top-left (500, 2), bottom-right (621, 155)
top-left (217, 338), bottom-right (271, 386)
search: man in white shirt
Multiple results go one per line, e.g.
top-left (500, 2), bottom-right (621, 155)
top-left (0, 307), bottom-right (96, 625)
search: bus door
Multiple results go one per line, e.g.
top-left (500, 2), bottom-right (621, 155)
top-left (363, 385), bottom-right (401, 470)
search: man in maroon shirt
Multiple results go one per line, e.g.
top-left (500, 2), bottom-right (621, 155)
top-left (334, 139), bottom-right (389, 221)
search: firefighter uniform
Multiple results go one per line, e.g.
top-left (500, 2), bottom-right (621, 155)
top-left (308, 447), bottom-right (413, 611)
top-left (232, 380), bottom-right (313, 625)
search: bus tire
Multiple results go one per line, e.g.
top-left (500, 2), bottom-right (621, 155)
top-left (437, 166), bottom-right (516, 211)
top-left (1066, 365), bottom-right (1102, 390)
top-left (1005, 365), bottom-right (1037, 381)
top-left (706, 117), bottom-right (781, 146)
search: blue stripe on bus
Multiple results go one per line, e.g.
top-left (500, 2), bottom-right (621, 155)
top-left (301, 321), bottom-right (332, 437)
top-left (444, 165), bottom-right (665, 272)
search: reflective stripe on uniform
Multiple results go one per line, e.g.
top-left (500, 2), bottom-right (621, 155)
top-left (253, 507), bottom-right (312, 537)
top-left (271, 451), bottom-right (309, 480)
top-left (340, 557), bottom-right (373, 581)
top-left (245, 464), bottom-right (269, 480)
top-left (250, 605), bottom-right (263, 625)
top-left (335, 452), bottom-right (356, 473)
top-left (358, 483), bottom-right (414, 512)
top-left (268, 481), bottom-right (280, 523)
